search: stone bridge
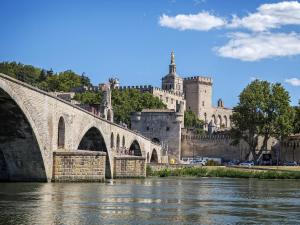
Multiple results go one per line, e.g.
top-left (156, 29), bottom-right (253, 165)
top-left (0, 73), bottom-right (162, 181)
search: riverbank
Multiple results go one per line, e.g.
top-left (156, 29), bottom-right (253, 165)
top-left (147, 166), bottom-right (300, 179)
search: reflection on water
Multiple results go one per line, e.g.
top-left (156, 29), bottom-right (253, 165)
top-left (0, 178), bottom-right (300, 224)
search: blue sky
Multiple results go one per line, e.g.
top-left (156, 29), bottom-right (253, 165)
top-left (1, 0), bottom-right (300, 107)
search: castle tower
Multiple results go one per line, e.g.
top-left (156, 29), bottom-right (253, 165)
top-left (162, 50), bottom-right (184, 96)
top-left (183, 76), bottom-right (213, 121)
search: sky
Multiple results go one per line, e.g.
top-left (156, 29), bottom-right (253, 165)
top-left (0, 0), bottom-right (300, 107)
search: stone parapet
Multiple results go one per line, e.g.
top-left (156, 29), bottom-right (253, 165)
top-left (183, 76), bottom-right (213, 85)
top-left (52, 151), bottom-right (106, 182)
top-left (114, 156), bottom-right (146, 178)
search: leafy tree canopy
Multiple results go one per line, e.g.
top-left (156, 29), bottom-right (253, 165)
top-left (112, 89), bottom-right (166, 125)
top-left (184, 110), bottom-right (204, 134)
top-left (0, 61), bottom-right (91, 92)
top-left (231, 79), bottom-right (294, 162)
top-left (293, 101), bottom-right (300, 134)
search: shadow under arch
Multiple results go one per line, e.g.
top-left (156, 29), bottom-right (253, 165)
top-left (150, 149), bottom-right (158, 163)
top-left (77, 127), bottom-right (112, 179)
top-left (0, 88), bottom-right (47, 181)
top-left (129, 140), bottom-right (142, 156)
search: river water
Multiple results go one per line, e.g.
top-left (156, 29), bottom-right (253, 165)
top-left (0, 178), bottom-right (300, 225)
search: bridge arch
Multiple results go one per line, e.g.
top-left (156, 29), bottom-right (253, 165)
top-left (129, 140), bottom-right (142, 156)
top-left (57, 116), bottom-right (65, 149)
top-left (77, 126), bottom-right (112, 178)
top-left (0, 87), bottom-right (47, 181)
top-left (150, 149), bottom-right (158, 163)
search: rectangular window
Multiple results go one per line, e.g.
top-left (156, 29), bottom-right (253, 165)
top-left (166, 97), bottom-right (168, 102)
top-left (202, 101), bottom-right (205, 106)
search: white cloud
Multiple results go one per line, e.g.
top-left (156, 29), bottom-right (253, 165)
top-left (229, 1), bottom-right (300, 32)
top-left (159, 12), bottom-right (226, 31)
top-left (215, 32), bottom-right (300, 61)
top-left (285, 78), bottom-right (300, 86)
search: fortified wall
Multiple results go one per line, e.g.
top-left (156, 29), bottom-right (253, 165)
top-left (131, 109), bottom-right (184, 163)
top-left (280, 135), bottom-right (300, 163)
top-left (181, 133), bottom-right (249, 161)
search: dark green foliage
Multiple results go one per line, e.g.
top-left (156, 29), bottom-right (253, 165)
top-left (39, 70), bottom-right (91, 92)
top-left (74, 92), bottom-right (102, 104)
top-left (112, 89), bottom-right (166, 124)
top-left (184, 110), bottom-right (204, 134)
top-left (0, 61), bottom-right (41, 84)
top-left (0, 62), bottom-right (92, 92)
top-left (293, 103), bottom-right (300, 134)
top-left (231, 80), bottom-right (294, 161)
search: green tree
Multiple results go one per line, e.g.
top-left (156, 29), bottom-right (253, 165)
top-left (74, 92), bottom-right (102, 104)
top-left (293, 101), bottom-right (300, 134)
top-left (184, 110), bottom-right (204, 133)
top-left (231, 80), bottom-right (294, 162)
top-left (111, 89), bottom-right (166, 125)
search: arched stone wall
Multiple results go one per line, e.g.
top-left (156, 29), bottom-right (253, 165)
top-left (76, 126), bottom-right (112, 178)
top-left (129, 140), bottom-right (142, 156)
top-left (150, 149), bottom-right (158, 163)
top-left (0, 87), bottom-right (48, 181)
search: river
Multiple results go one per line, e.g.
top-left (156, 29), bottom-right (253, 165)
top-left (0, 178), bottom-right (299, 224)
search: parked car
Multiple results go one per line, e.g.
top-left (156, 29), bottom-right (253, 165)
top-left (283, 161), bottom-right (298, 166)
top-left (239, 161), bottom-right (254, 167)
top-left (227, 160), bottom-right (239, 166)
top-left (190, 159), bottom-right (207, 166)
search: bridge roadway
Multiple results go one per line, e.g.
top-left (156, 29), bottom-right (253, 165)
top-left (0, 73), bottom-right (162, 181)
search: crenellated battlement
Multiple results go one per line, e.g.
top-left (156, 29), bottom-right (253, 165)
top-left (181, 134), bottom-right (231, 141)
top-left (153, 87), bottom-right (185, 97)
top-left (118, 85), bottom-right (184, 98)
top-left (117, 85), bottom-right (153, 91)
top-left (183, 76), bottom-right (213, 85)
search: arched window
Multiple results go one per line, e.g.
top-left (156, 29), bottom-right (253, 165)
top-left (122, 136), bottom-right (125, 147)
top-left (58, 117), bottom-right (65, 148)
top-left (224, 115), bottom-right (228, 128)
top-left (218, 115), bottom-right (222, 127)
top-left (116, 134), bottom-right (120, 149)
top-left (152, 138), bottom-right (160, 144)
top-left (111, 132), bottom-right (114, 148)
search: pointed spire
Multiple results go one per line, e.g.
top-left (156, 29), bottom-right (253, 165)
top-left (169, 50), bottom-right (176, 75)
top-left (171, 50), bottom-right (175, 64)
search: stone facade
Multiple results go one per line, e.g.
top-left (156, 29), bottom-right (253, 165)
top-left (131, 109), bottom-right (184, 163)
top-left (181, 134), bottom-right (249, 161)
top-left (52, 151), bottom-right (106, 182)
top-left (280, 135), bottom-right (300, 163)
top-left (183, 76), bottom-right (232, 131)
top-left (114, 156), bottom-right (146, 178)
